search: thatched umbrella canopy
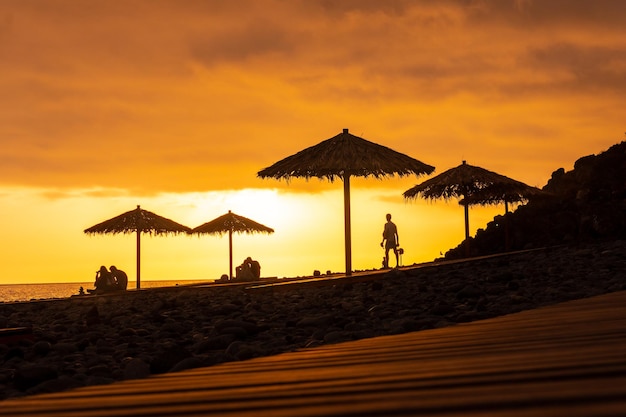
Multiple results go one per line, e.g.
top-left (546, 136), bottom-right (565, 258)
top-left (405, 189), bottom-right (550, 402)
top-left (190, 210), bottom-right (274, 280)
top-left (460, 181), bottom-right (544, 213)
top-left (84, 205), bottom-right (191, 288)
top-left (460, 181), bottom-right (545, 251)
top-left (403, 161), bottom-right (540, 255)
top-left (258, 128), bottom-right (435, 275)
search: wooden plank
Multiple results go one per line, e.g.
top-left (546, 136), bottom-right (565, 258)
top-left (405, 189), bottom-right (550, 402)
top-left (0, 291), bottom-right (624, 416)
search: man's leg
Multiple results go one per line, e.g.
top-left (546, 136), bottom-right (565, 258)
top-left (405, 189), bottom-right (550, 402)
top-left (383, 248), bottom-right (389, 268)
top-left (394, 248), bottom-right (399, 267)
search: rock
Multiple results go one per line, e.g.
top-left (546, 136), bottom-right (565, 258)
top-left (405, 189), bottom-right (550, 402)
top-left (26, 375), bottom-right (84, 395)
top-left (13, 365), bottom-right (58, 391)
top-left (150, 347), bottom-right (191, 374)
top-left (85, 305), bottom-right (100, 326)
top-left (456, 285), bottom-right (484, 300)
top-left (323, 331), bottom-right (350, 344)
top-left (88, 364), bottom-right (113, 378)
top-left (194, 334), bottom-right (237, 352)
top-left (170, 357), bottom-right (203, 373)
top-left (296, 314), bottom-right (335, 328)
top-left (4, 347), bottom-right (24, 361)
top-left (32, 341), bottom-right (52, 356)
top-left (53, 342), bottom-right (78, 355)
top-left (215, 319), bottom-right (259, 335)
top-left (430, 302), bottom-right (454, 315)
top-left (123, 358), bottom-right (151, 380)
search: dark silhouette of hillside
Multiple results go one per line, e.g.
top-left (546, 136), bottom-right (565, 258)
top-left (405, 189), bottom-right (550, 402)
top-left (444, 141), bottom-right (626, 259)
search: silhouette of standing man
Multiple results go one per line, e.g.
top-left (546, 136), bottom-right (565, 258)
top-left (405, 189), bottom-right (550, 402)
top-left (381, 213), bottom-right (399, 269)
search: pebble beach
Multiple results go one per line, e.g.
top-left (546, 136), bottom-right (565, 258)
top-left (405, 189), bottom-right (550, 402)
top-left (1, 239), bottom-right (625, 400)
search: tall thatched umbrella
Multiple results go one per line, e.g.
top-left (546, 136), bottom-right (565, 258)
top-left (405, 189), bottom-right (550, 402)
top-left (258, 128), bottom-right (435, 275)
top-left (190, 210), bottom-right (274, 280)
top-left (403, 161), bottom-right (540, 256)
top-left (84, 205), bottom-right (191, 289)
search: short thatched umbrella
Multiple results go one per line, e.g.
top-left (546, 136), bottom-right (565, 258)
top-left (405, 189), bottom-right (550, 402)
top-left (190, 210), bottom-right (274, 280)
top-left (460, 182), bottom-right (545, 250)
top-left (403, 161), bottom-right (540, 256)
top-left (84, 205), bottom-right (191, 289)
top-left (258, 128), bottom-right (435, 275)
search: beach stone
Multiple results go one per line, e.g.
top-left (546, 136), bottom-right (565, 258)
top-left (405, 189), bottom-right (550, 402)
top-left (26, 375), bottom-right (84, 395)
top-left (119, 328), bottom-right (137, 337)
top-left (170, 356), bottom-right (203, 373)
top-left (225, 342), bottom-right (261, 361)
top-left (296, 314), bottom-right (335, 328)
top-left (323, 330), bottom-right (350, 344)
top-left (212, 302), bottom-right (240, 315)
top-left (4, 347), bottom-right (24, 361)
top-left (215, 319), bottom-right (259, 336)
top-left (430, 302), bottom-right (454, 316)
top-left (389, 318), bottom-right (422, 333)
top-left (88, 364), bottom-right (113, 378)
top-left (13, 365), bottom-right (58, 391)
top-left (150, 347), bottom-right (191, 374)
top-left (194, 334), bottom-right (237, 352)
top-left (84, 375), bottom-right (115, 386)
top-left (52, 342), bottom-right (78, 355)
top-left (216, 326), bottom-right (247, 339)
top-left (456, 285), bottom-right (484, 300)
top-left (84, 305), bottom-right (100, 326)
top-left (123, 358), bottom-right (150, 380)
top-left (32, 341), bottom-right (52, 356)
top-left (160, 321), bottom-right (184, 334)
top-left (86, 331), bottom-right (104, 344)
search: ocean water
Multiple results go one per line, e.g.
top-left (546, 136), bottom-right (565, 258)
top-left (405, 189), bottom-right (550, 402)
top-left (0, 280), bottom-right (211, 303)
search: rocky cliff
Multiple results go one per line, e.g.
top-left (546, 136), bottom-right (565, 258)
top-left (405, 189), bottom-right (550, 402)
top-left (444, 141), bottom-right (626, 259)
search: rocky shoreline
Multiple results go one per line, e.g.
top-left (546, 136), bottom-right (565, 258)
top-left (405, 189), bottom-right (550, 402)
top-left (1, 239), bottom-right (625, 400)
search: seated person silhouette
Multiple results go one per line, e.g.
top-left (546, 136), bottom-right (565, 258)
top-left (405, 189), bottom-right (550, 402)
top-left (235, 257), bottom-right (261, 282)
top-left (88, 266), bottom-right (116, 294)
top-left (110, 265), bottom-right (128, 290)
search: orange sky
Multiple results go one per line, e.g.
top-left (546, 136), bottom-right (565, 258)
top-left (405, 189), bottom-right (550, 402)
top-left (1, 1), bottom-right (625, 285)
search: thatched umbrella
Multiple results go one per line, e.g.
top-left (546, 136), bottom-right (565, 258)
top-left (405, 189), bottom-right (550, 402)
top-left (84, 205), bottom-right (191, 289)
top-left (190, 210), bottom-right (274, 280)
top-left (460, 182), bottom-right (545, 251)
top-left (403, 161), bottom-right (540, 256)
top-left (258, 128), bottom-right (435, 275)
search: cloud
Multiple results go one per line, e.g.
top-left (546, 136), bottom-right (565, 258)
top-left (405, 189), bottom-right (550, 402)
top-left (0, 0), bottom-right (624, 195)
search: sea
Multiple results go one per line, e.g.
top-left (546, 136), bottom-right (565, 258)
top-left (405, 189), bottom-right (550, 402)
top-left (0, 280), bottom-right (211, 303)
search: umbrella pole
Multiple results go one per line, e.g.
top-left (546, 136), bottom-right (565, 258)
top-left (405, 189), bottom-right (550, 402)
top-left (463, 203), bottom-right (470, 257)
top-left (136, 229), bottom-right (141, 289)
top-left (229, 228), bottom-right (233, 280)
top-left (343, 173), bottom-right (352, 276)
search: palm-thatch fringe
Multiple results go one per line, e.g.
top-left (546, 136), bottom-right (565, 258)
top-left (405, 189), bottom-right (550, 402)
top-left (84, 205), bottom-right (191, 235)
top-left (258, 129), bottom-right (435, 181)
top-left (190, 211), bottom-right (274, 235)
top-left (403, 161), bottom-right (538, 203)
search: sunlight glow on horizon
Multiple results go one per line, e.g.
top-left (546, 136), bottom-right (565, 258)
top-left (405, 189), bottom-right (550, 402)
top-left (0, 185), bottom-right (504, 285)
top-left (2, 1), bottom-right (624, 286)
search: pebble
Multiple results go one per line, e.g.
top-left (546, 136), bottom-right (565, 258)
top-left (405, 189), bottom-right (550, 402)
top-left (0, 240), bottom-right (625, 400)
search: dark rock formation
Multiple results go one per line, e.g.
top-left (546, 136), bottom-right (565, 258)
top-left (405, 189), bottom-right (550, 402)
top-left (445, 141), bottom-right (626, 259)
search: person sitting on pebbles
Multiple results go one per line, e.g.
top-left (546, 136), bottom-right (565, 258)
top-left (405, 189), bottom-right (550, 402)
top-left (235, 257), bottom-right (261, 281)
top-left (110, 265), bottom-right (128, 290)
top-left (88, 265), bottom-right (116, 294)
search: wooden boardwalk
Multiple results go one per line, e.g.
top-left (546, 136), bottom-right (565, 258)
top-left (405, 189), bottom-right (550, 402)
top-left (2, 291), bottom-right (625, 416)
